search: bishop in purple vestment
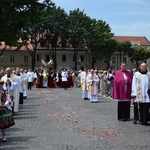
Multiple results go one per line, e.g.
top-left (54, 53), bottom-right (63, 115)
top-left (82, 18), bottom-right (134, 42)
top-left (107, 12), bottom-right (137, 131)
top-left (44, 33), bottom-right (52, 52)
top-left (113, 62), bottom-right (133, 121)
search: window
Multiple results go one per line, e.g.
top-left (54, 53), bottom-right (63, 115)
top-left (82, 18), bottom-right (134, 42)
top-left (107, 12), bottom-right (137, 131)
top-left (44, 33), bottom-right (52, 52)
top-left (24, 55), bottom-right (28, 63)
top-left (62, 55), bottom-right (66, 62)
top-left (111, 57), bottom-right (117, 63)
top-left (80, 55), bottom-right (84, 62)
top-left (10, 55), bottom-right (15, 63)
top-left (45, 54), bottom-right (50, 61)
top-left (122, 57), bottom-right (128, 63)
top-left (103, 59), bottom-right (108, 63)
top-left (37, 54), bottom-right (41, 62)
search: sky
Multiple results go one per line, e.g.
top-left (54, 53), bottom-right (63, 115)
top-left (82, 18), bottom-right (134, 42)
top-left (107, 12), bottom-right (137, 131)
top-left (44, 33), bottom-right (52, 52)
top-left (41, 0), bottom-right (150, 41)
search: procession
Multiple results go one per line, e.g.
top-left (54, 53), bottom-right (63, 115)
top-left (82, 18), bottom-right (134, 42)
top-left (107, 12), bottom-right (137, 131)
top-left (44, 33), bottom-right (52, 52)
top-left (1, 0), bottom-right (150, 149)
top-left (0, 61), bottom-right (150, 143)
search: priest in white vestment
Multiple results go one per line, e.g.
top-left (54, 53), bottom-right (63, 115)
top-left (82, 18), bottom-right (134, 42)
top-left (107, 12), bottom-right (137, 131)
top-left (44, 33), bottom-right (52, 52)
top-left (1, 67), bottom-right (18, 112)
top-left (131, 62), bottom-right (150, 125)
top-left (61, 69), bottom-right (68, 89)
top-left (20, 69), bottom-right (28, 98)
top-left (16, 68), bottom-right (24, 104)
top-left (80, 69), bottom-right (89, 100)
top-left (86, 69), bottom-right (99, 103)
top-left (27, 69), bottom-right (34, 90)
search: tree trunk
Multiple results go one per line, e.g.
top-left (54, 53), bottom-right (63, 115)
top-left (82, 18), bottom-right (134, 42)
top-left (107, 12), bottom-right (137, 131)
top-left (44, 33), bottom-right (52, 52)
top-left (106, 55), bottom-right (111, 70)
top-left (31, 46), bottom-right (37, 71)
top-left (54, 47), bottom-right (57, 70)
top-left (106, 61), bottom-right (110, 70)
top-left (74, 48), bottom-right (77, 70)
top-left (32, 56), bottom-right (35, 71)
top-left (119, 50), bottom-right (122, 64)
top-left (91, 49), bottom-right (94, 68)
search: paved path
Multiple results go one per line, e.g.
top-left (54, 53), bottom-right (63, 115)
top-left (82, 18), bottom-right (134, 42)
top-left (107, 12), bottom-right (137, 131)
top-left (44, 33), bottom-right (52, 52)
top-left (0, 87), bottom-right (150, 150)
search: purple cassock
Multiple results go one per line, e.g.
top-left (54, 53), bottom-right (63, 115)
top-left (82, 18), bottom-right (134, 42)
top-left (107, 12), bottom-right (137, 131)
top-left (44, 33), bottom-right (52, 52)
top-left (112, 70), bottom-right (133, 121)
top-left (113, 70), bottom-right (133, 100)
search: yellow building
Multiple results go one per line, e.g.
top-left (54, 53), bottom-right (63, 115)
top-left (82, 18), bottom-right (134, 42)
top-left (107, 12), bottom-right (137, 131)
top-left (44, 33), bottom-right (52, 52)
top-left (0, 42), bottom-right (32, 69)
top-left (1, 36), bottom-right (150, 70)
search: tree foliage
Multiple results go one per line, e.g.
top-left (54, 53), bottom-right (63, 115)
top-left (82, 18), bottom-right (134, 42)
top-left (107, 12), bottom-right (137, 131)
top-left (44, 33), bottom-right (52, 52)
top-left (17, 0), bottom-right (54, 70)
top-left (67, 8), bottom-right (90, 70)
top-left (128, 46), bottom-right (150, 69)
top-left (101, 39), bottom-right (118, 69)
top-left (41, 6), bottom-right (68, 69)
top-left (116, 41), bottom-right (132, 63)
top-left (0, 0), bottom-right (116, 70)
top-left (0, 0), bottom-right (44, 46)
top-left (89, 20), bottom-right (113, 67)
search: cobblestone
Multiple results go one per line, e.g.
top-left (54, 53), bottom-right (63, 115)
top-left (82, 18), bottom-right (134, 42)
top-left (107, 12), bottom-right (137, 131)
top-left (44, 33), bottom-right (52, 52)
top-left (0, 87), bottom-right (150, 150)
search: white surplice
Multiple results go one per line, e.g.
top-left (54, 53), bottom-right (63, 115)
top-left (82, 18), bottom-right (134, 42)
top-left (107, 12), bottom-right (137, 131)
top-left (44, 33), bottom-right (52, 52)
top-left (86, 73), bottom-right (99, 102)
top-left (2, 74), bottom-right (18, 111)
top-left (80, 71), bottom-right (88, 99)
top-left (21, 72), bottom-right (28, 97)
top-left (131, 71), bottom-right (150, 102)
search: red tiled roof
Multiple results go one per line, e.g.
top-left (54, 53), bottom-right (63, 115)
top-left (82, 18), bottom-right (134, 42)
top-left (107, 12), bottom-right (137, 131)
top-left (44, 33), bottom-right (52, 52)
top-left (1, 36), bottom-right (150, 51)
top-left (113, 36), bottom-right (150, 46)
top-left (0, 42), bottom-right (79, 51)
top-left (0, 41), bottom-right (33, 51)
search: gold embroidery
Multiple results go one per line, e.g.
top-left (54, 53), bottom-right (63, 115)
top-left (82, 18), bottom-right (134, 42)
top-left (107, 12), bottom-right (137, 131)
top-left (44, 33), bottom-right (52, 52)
top-left (136, 73), bottom-right (142, 102)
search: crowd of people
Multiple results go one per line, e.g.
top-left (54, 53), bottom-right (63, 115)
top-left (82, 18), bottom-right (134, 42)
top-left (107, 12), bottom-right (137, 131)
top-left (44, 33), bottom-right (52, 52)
top-left (0, 62), bottom-right (150, 142)
top-left (39, 63), bottom-right (150, 125)
top-left (79, 62), bottom-right (150, 126)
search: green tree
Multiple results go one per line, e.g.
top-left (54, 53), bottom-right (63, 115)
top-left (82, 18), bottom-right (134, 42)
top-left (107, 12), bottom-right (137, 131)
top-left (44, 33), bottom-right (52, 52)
top-left (129, 46), bottom-right (150, 69)
top-left (68, 8), bottom-right (88, 70)
top-left (117, 41), bottom-right (132, 63)
top-left (0, 0), bottom-right (43, 46)
top-left (41, 6), bottom-right (68, 69)
top-left (84, 18), bottom-right (97, 68)
top-left (18, 0), bottom-right (54, 70)
top-left (84, 18), bottom-right (113, 68)
top-left (99, 39), bottom-right (118, 69)
top-left (0, 0), bottom-right (48, 70)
